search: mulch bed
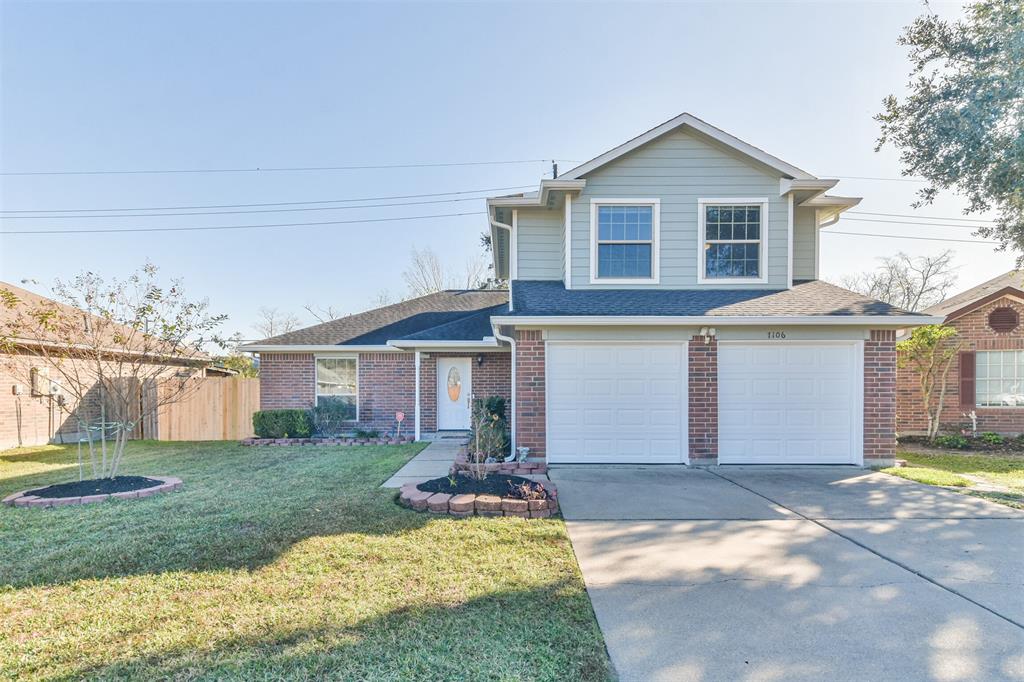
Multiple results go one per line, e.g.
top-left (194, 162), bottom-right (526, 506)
top-left (27, 476), bottom-right (163, 498)
top-left (899, 435), bottom-right (1024, 455)
top-left (418, 473), bottom-right (549, 500)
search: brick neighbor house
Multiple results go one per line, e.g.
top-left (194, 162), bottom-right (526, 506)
top-left (897, 271), bottom-right (1024, 436)
top-left (243, 112), bottom-right (941, 467)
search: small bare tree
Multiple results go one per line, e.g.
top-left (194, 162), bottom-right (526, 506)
top-left (402, 246), bottom-right (488, 297)
top-left (898, 324), bottom-right (961, 441)
top-left (838, 250), bottom-right (958, 312)
top-left (254, 306), bottom-right (301, 338)
top-left (303, 303), bottom-right (344, 324)
top-left (0, 265), bottom-right (226, 479)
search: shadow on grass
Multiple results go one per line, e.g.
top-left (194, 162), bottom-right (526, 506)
top-left (53, 579), bottom-right (611, 681)
top-left (0, 441), bottom-right (435, 589)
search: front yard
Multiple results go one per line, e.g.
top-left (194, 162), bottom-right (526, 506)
top-left (883, 449), bottom-right (1024, 509)
top-left (0, 441), bottom-right (610, 681)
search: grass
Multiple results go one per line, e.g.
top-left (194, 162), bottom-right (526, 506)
top-left (0, 441), bottom-right (611, 681)
top-left (883, 450), bottom-right (1024, 509)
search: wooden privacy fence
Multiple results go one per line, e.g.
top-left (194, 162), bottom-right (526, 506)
top-left (155, 377), bottom-right (260, 441)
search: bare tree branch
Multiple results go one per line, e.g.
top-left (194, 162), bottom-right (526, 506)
top-left (254, 306), bottom-right (301, 338)
top-left (836, 250), bottom-right (959, 312)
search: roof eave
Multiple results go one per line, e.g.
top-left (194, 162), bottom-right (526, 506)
top-left (490, 314), bottom-right (942, 328)
top-left (240, 344), bottom-right (399, 353)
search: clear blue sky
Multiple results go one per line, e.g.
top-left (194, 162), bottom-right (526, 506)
top-left (0, 0), bottom-right (1006, 340)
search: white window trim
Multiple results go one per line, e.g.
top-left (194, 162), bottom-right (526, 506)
top-left (589, 198), bottom-right (661, 285)
top-left (314, 354), bottom-right (359, 421)
top-left (975, 350), bottom-right (1024, 408)
top-left (696, 197), bottom-right (770, 285)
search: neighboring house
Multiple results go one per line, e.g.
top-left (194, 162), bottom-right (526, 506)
top-left (897, 271), bottom-right (1024, 436)
top-left (0, 282), bottom-right (216, 450)
top-left (244, 112), bottom-right (939, 467)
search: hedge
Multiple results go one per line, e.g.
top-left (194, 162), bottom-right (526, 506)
top-left (252, 409), bottom-right (312, 439)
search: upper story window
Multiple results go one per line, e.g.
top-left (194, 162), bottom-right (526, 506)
top-left (590, 199), bottom-right (660, 283)
top-left (698, 198), bottom-right (768, 284)
top-left (315, 356), bottom-right (358, 419)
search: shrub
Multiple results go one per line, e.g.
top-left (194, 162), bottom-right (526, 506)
top-left (354, 428), bottom-right (380, 439)
top-left (253, 409), bottom-right (312, 439)
top-left (979, 432), bottom-right (1004, 446)
top-left (483, 396), bottom-right (506, 421)
top-left (934, 434), bottom-right (969, 450)
top-left (309, 401), bottom-right (355, 437)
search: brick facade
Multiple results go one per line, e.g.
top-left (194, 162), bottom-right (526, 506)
top-left (687, 336), bottom-right (718, 464)
top-left (358, 353), bottom-right (416, 430)
top-left (897, 295), bottom-right (1024, 435)
top-left (259, 352), bottom-right (315, 410)
top-left (420, 352), bottom-right (512, 432)
top-left (514, 330), bottom-right (546, 459)
top-left (865, 330), bottom-right (897, 463)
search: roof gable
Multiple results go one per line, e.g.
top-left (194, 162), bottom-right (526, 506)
top-left (558, 112), bottom-right (817, 182)
top-left (924, 271), bottom-right (1024, 319)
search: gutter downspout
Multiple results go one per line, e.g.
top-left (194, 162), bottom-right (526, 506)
top-left (414, 350), bottom-right (421, 441)
top-left (491, 323), bottom-right (517, 458)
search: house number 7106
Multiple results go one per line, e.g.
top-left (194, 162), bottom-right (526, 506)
top-left (767, 331), bottom-right (786, 339)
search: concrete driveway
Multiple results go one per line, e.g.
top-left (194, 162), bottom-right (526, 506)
top-left (551, 466), bottom-right (1024, 682)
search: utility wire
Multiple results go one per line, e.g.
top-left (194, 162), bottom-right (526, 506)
top-left (827, 175), bottom-right (926, 182)
top-left (0, 211), bottom-right (483, 235)
top-left (0, 159), bottom-right (574, 177)
top-left (0, 184), bottom-right (535, 214)
top-left (822, 231), bottom-right (997, 245)
top-left (842, 217), bottom-right (988, 230)
top-left (848, 210), bottom-right (996, 223)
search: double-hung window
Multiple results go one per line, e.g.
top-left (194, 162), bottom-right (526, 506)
top-left (698, 199), bottom-right (768, 283)
top-left (315, 356), bottom-right (358, 419)
top-left (591, 200), bottom-right (660, 283)
top-left (976, 350), bottom-right (1024, 407)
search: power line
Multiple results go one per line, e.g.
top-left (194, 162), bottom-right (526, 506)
top-left (0, 194), bottom-right (504, 219)
top-left (828, 175), bottom-right (926, 183)
top-left (822, 230), bottom-right (997, 245)
top-left (0, 159), bottom-right (574, 177)
top-left (0, 184), bottom-right (535, 214)
top-left (842, 217), bottom-right (987, 230)
top-left (0, 211), bottom-right (483, 235)
top-left (848, 210), bottom-right (996, 224)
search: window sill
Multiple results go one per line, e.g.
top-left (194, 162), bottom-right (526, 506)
top-left (589, 277), bottom-right (660, 285)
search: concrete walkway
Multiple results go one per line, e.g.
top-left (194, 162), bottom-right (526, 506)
top-left (380, 439), bottom-right (462, 488)
top-left (552, 466), bottom-right (1024, 681)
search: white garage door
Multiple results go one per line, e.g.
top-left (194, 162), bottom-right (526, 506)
top-left (547, 342), bottom-right (687, 464)
top-left (718, 342), bottom-right (863, 465)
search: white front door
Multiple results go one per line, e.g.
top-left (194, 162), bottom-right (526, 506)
top-left (437, 357), bottom-right (472, 430)
top-left (547, 342), bottom-right (688, 464)
top-left (718, 341), bottom-right (863, 465)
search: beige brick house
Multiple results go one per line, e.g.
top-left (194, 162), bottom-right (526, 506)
top-left (244, 112), bottom-right (941, 467)
top-left (897, 271), bottom-right (1024, 436)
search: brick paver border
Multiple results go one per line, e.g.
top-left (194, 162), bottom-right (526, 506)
top-left (398, 479), bottom-right (558, 518)
top-left (2, 476), bottom-right (183, 509)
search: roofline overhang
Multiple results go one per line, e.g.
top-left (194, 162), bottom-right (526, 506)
top-left (240, 344), bottom-right (399, 353)
top-left (490, 314), bottom-right (943, 328)
top-left (386, 337), bottom-right (501, 350)
top-left (937, 286), bottom-right (1024, 323)
top-left (486, 179), bottom-right (586, 209)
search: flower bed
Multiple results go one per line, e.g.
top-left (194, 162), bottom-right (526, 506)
top-left (398, 474), bottom-right (558, 518)
top-left (451, 446), bottom-right (547, 475)
top-left (241, 436), bottom-right (415, 447)
top-left (3, 475), bottom-right (183, 508)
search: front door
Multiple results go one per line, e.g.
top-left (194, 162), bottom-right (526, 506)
top-left (437, 357), bottom-right (472, 430)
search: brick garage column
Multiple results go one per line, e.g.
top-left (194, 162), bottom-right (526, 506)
top-left (864, 330), bottom-right (897, 465)
top-left (688, 336), bottom-right (718, 465)
top-left (515, 330), bottom-right (546, 460)
top-left (258, 353), bottom-right (315, 410)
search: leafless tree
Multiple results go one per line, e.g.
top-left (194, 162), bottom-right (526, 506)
top-left (402, 246), bottom-right (488, 297)
top-left (838, 250), bottom-right (958, 312)
top-left (254, 306), bottom-right (301, 338)
top-left (303, 303), bottom-right (344, 324)
top-left (0, 265), bottom-right (226, 479)
top-left (372, 289), bottom-right (396, 308)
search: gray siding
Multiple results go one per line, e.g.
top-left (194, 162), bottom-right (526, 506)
top-left (793, 206), bottom-right (817, 281)
top-left (516, 206), bottom-right (564, 280)
top-left (570, 129), bottom-right (789, 289)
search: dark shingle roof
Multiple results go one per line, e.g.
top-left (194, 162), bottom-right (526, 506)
top-left (251, 290), bottom-right (508, 346)
top-left (509, 280), bottom-right (919, 317)
top-left (397, 304), bottom-right (507, 342)
top-left (924, 271), bottom-right (1024, 318)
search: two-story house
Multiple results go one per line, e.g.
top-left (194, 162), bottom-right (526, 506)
top-left (244, 113), bottom-right (940, 467)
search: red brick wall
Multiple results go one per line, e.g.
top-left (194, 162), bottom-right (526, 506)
top-left (897, 295), bottom-right (1024, 435)
top-left (865, 330), bottom-right (897, 462)
top-left (688, 336), bottom-right (718, 463)
top-left (515, 330), bottom-right (546, 459)
top-left (258, 353), bottom-right (315, 410)
top-left (358, 353), bottom-right (416, 431)
top-left (420, 352), bottom-right (511, 432)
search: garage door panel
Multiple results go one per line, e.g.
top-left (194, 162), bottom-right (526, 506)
top-left (548, 343), bottom-right (687, 464)
top-left (719, 342), bottom-right (862, 465)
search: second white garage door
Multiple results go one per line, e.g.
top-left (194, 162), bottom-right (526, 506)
top-left (547, 342), bottom-right (688, 464)
top-left (718, 341), bottom-right (863, 465)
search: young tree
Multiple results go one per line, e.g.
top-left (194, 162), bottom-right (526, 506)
top-left (0, 265), bottom-right (226, 479)
top-left (897, 324), bottom-right (961, 441)
top-left (213, 333), bottom-right (259, 378)
top-left (838, 250), bottom-right (958, 311)
top-left (401, 246), bottom-right (488, 297)
top-left (254, 306), bottom-right (301, 338)
top-left (876, 1), bottom-right (1024, 259)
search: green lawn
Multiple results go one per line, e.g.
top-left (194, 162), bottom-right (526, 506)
top-left (883, 450), bottom-right (1024, 509)
top-left (0, 441), bottom-right (611, 681)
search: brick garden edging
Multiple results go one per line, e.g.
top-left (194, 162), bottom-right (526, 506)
top-left (451, 444), bottom-right (548, 476)
top-left (398, 481), bottom-right (559, 519)
top-left (240, 436), bottom-right (415, 446)
top-left (2, 476), bottom-right (183, 509)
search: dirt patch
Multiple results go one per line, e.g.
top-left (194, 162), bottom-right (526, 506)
top-left (26, 476), bottom-right (165, 498)
top-left (417, 474), bottom-right (550, 500)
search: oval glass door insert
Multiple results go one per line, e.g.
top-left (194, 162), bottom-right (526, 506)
top-left (446, 367), bottom-right (462, 402)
